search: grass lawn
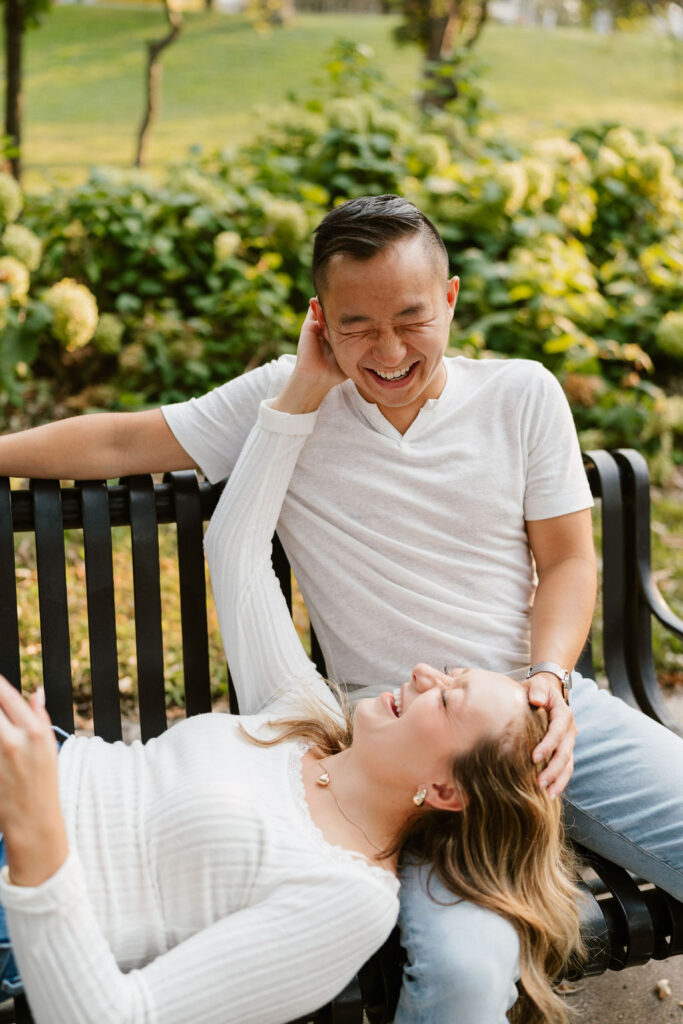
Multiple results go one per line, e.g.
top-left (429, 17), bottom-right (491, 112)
top-left (2, 8), bottom-right (681, 190)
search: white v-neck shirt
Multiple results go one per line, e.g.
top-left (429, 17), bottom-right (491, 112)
top-left (163, 355), bottom-right (593, 698)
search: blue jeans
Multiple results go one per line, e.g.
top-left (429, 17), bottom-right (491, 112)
top-left (394, 673), bottom-right (683, 1024)
top-left (0, 726), bottom-right (70, 1001)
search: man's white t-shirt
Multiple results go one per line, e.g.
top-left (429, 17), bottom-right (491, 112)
top-left (162, 355), bottom-right (593, 700)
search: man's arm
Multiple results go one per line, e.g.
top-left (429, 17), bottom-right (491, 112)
top-left (525, 507), bottom-right (597, 798)
top-left (0, 409), bottom-right (198, 480)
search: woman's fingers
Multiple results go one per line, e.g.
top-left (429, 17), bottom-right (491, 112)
top-left (0, 677), bottom-right (53, 742)
top-left (0, 676), bottom-right (32, 726)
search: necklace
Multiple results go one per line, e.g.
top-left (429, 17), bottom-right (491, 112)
top-left (315, 757), bottom-right (383, 855)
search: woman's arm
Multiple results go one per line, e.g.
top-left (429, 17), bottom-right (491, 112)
top-left (0, 679), bottom-right (68, 886)
top-left (1, 847), bottom-right (397, 1024)
top-left (204, 304), bottom-right (346, 717)
top-left (0, 675), bottom-right (395, 1024)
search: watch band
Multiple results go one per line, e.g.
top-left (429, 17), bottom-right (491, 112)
top-left (526, 661), bottom-right (572, 704)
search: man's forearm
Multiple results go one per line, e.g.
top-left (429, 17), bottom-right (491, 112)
top-left (0, 409), bottom-right (196, 480)
top-left (530, 555), bottom-right (597, 675)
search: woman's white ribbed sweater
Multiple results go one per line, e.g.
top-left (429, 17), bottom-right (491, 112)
top-left (0, 400), bottom-right (399, 1024)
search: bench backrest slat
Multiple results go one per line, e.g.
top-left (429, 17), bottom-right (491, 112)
top-left (80, 480), bottom-right (123, 742)
top-left (0, 479), bottom-right (21, 691)
top-left (31, 479), bottom-right (75, 733)
top-left (167, 471), bottom-right (213, 717)
top-left (126, 475), bottom-right (168, 741)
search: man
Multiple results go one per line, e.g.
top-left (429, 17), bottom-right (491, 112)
top-left (2, 195), bottom-right (682, 1023)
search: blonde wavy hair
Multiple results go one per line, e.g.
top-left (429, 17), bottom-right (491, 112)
top-left (244, 689), bottom-right (584, 1024)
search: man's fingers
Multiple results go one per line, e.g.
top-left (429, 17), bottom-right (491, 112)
top-left (527, 678), bottom-right (552, 705)
top-left (544, 757), bottom-right (577, 802)
top-left (532, 705), bottom-right (573, 763)
top-left (537, 732), bottom-right (574, 786)
top-left (546, 760), bottom-right (575, 800)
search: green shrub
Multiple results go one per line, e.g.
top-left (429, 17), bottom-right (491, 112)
top-left (2, 45), bottom-right (681, 472)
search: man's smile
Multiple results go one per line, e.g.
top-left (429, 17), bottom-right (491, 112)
top-left (366, 362), bottom-right (419, 386)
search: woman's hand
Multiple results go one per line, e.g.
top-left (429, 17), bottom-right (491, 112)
top-left (272, 302), bottom-right (347, 416)
top-left (0, 677), bottom-right (69, 886)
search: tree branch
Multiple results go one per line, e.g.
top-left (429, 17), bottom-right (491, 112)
top-left (133, 0), bottom-right (183, 169)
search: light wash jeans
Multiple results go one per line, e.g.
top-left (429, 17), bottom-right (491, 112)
top-left (394, 673), bottom-right (683, 1024)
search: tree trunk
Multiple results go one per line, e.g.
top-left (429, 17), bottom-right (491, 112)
top-left (4, 0), bottom-right (24, 181)
top-left (464, 0), bottom-right (488, 48)
top-left (421, 0), bottom-right (463, 108)
top-left (426, 13), bottom-right (450, 60)
top-left (273, 0), bottom-right (295, 24)
top-left (440, 0), bottom-right (463, 52)
top-left (133, 0), bottom-right (183, 169)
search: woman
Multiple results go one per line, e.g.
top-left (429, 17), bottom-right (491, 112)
top-left (0, 311), bottom-right (582, 1024)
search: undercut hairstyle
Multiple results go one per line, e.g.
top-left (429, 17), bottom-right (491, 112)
top-left (312, 194), bottom-right (449, 297)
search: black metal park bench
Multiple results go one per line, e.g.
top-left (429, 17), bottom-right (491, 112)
top-left (0, 447), bottom-right (681, 1024)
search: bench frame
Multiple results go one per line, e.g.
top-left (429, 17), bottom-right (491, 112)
top-left (0, 448), bottom-right (681, 1024)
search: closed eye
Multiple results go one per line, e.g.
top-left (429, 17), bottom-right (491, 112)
top-left (339, 320), bottom-right (435, 339)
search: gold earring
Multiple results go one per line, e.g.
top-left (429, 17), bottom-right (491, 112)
top-left (413, 786), bottom-right (428, 807)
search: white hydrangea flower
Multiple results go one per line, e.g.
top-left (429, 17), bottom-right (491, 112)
top-left (2, 223), bottom-right (43, 271)
top-left (326, 97), bottom-right (369, 134)
top-left (0, 173), bottom-right (23, 225)
top-left (93, 312), bottom-right (125, 355)
top-left (533, 137), bottom-right (586, 168)
top-left (655, 311), bottom-right (683, 361)
top-left (414, 134), bottom-right (451, 173)
top-left (262, 198), bottom-right (309, 245)
top-left (370, 109), bottom-right (407, 141)
top-left (522, 157), bottom-right (555, 209)
top-left (596, 146), bottom-right (624, 177)
top-left (638, 143), bottom-right (675, 180)
top-left (496, 161), bottom-right (529, 216)
top-left (214, 231), bottom-right (241, 262)
top-left (0, 255), bottom-right (30, 307)
top-left (45, 278), bottom-right (99, 351)
top-left (603, 127), bottom-right (640, 161)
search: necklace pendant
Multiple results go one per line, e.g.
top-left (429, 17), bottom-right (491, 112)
top-left (316, 770), bottom-right (331, 787)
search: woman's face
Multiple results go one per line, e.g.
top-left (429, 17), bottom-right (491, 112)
top-left (353, 664), bottom-right (528, 808)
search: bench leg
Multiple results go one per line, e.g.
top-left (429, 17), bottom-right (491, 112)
top-left (12, 996), bottom-right (32, 1024)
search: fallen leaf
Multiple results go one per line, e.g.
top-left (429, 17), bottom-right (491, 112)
top-left (655, 978), bottom-right (672, 1000)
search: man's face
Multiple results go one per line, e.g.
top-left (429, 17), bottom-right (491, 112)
top-left (312, 236), bottom-right (459, 434)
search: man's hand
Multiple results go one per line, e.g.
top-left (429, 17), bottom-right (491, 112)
top-left (296, 302), bottom-right (347, 389)
top-left (525, 671), bottom-right (577, 799)
top-left (0, 677), bottom-right (69, 886)
top-left (273, 302), bottom-right (347, 416)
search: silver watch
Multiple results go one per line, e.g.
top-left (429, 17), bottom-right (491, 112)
top-left (526, 661), bottom-right (572, 704)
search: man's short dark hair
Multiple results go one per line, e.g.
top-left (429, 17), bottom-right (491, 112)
top-left (312, 194), bottom-right (449, 297)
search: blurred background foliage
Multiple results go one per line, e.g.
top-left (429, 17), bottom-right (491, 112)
top-left (1, 40), bottom-right (681, 476)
